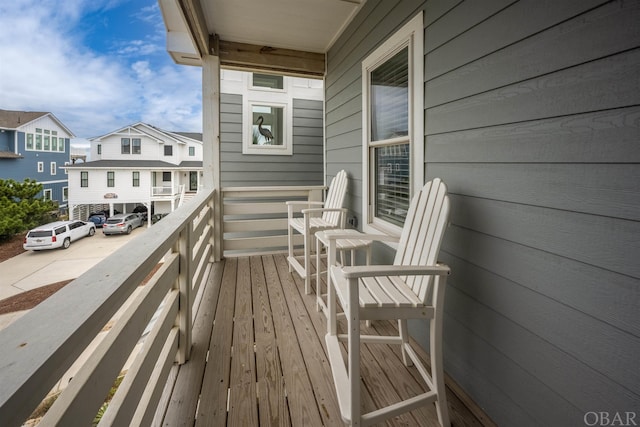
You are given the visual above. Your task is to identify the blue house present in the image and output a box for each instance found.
[0,109,74,212]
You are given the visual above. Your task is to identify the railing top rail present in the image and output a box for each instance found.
[222,185,326,192]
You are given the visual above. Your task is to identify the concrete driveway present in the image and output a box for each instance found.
[0,226,146,301]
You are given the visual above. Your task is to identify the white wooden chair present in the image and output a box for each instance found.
[325,178,451,427]
[287,170,348,293]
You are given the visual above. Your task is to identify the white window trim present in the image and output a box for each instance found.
[37,161,44,173]
[361,12,424,237]
[50,162,56,175]
[43,189,52,201]
[242,100,293,156]
[62,187,68,201]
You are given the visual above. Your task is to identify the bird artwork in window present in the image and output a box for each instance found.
[256,115,274,143]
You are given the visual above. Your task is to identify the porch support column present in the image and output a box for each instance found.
[203,51,222,261]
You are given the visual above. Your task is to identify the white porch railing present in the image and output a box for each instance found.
[0,185,330,426]
[222,185,325,256]
[0,188,216,426]
[151,185,183,198]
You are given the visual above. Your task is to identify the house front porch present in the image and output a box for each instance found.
[0,187,492,426]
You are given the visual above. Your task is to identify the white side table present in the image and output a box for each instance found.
[315,229,372,318]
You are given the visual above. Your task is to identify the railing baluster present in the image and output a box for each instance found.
[177,215,193,364]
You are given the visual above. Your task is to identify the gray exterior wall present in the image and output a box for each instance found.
[325,0,640,425]
[220,93,324,187]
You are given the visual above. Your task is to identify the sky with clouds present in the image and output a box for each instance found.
[0,0,202,145]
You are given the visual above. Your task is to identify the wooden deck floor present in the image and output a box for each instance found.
[155,254,492,426]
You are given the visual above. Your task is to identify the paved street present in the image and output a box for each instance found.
[0,226,145,301]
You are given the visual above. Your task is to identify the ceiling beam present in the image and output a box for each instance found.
[215,39,325,78]
[177,0,209,58]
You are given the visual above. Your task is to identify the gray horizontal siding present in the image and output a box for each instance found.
[220,93,324,187]
[326,0,640,425]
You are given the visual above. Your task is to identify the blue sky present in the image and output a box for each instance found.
[0,0,202,145]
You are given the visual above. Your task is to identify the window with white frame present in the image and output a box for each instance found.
[81,171,88,187]
[132,138,141,154]
[107,171,115,187]
[37,161,44,173]
[43,189,52,201]
[50,162,56,175]
[121,138,131,154]
[362,13,423,235]
[63,187,68,201]
[188,146,195,156]
[132,171,140,187]
[243,101,291,155]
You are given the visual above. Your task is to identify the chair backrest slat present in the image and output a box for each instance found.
[322,170,348,226]
[393,178,449,303]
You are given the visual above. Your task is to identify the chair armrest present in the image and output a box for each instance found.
[285,200,325,206]
[339,264,450,279]
[325,232,400,244]
[301,207,347,215]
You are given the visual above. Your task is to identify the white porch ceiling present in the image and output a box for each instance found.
[159,0,364,70]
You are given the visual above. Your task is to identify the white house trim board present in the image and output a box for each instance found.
[361,12,424,237]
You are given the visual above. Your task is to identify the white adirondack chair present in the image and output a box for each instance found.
[287,170,348,293]
[325,178,451,427]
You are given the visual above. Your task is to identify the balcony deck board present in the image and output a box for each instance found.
[158,254,490,426]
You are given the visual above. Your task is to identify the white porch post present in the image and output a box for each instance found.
[203,53,222,262]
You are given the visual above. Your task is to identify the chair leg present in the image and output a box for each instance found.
[304,230,311,294]
[398,319,412,367]
[287,224,293,273]
[347,278,361,426]
[431,279,450,427]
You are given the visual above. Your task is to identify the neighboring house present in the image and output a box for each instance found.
[0,109,74,212]
[64,123,203,222]
[160,1,640,426]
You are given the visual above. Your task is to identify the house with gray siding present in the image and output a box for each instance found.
[1,1,637,426]
[0,109,74,211]
[160,1,639,425]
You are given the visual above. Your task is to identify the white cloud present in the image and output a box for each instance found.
[0,0,202,140]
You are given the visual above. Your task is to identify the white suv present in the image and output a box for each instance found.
[23,220,96,251]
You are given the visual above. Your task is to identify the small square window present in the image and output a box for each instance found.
[164,145,173,156]
[243,102,292,155]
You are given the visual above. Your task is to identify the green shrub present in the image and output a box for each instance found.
[0,179,57,240]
